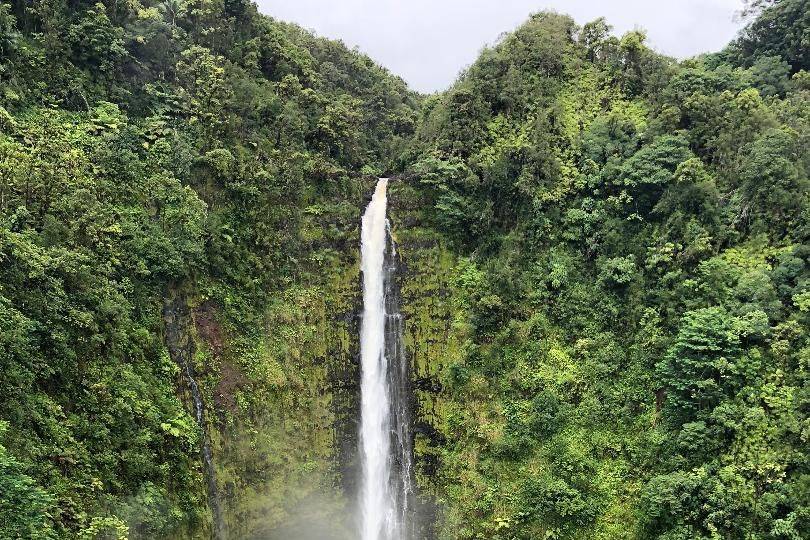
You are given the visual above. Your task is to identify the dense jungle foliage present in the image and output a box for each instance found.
[405,0,809,538]
[0,0,808,538]
[0,0,416,537]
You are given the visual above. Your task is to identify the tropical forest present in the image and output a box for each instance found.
[0,0,807,538]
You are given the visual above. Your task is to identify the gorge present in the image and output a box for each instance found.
[0,0,808,539]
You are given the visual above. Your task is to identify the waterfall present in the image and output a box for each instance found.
[359,178,414,540]
[162,295,226,540]
[183,360,226,540]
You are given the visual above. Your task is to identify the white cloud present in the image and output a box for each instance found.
[256,0,747,93]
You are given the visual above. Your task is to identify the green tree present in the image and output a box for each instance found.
[0,425,56,540]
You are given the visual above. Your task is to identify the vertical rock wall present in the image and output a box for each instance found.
[172,178,460,539]
[388,181,463,540]
[177,182,375,539]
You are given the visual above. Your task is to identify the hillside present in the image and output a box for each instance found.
[0,0,416,537]
[0,0,808,539]
[403,2,809,538]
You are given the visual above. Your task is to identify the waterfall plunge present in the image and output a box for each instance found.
[359,178,413,540]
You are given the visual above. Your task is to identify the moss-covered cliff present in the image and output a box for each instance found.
[186,181,378,538]
[387,180,464,539]
[175,177,464,538]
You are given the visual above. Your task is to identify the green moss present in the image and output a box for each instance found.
[178,190,366,538]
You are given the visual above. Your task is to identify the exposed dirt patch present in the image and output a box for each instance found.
[194,300,225,359]
[214,360,247,413]
[193,301,245,413]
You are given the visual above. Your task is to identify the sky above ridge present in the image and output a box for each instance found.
[256,0,747,94]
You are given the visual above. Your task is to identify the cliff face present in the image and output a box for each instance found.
[178,178,461,538]
[387,181,464,540]
[181,181,371,539]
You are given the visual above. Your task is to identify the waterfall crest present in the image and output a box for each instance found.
[359,178,414,540]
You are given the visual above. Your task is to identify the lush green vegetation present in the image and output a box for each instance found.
[0,0,807,538]
[405,1,809,538]
[0,0,414,537]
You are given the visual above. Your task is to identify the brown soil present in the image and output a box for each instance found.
[194,301,224,358]
[194,301,245,413]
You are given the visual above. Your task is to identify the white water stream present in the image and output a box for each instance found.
[359,178,412,540]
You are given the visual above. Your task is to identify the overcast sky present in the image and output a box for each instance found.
[255,0,746,94]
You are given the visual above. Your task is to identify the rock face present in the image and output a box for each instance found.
[382,199,417,540]
[163,290,226,540]
[387,180,462,540]
[177,177,458,539]
[177,181,370,539]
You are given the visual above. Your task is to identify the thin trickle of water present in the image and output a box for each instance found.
[163,297,226,540]
[183,363,226,540]
[359,179,414,540]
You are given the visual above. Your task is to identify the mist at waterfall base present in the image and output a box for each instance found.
[258,493,354,540]
[358,178,415,540]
